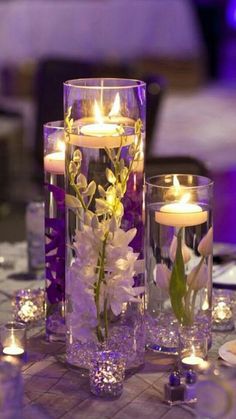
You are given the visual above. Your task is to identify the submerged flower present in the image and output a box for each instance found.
[67,224,143,340]
[187,263,209,291]
[198,227,213,257]
[169,235,191,264]
[153,264,171,291]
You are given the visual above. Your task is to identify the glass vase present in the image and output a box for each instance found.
[145,174,213,354]
[64,78,146,370]
[44,121,66,341]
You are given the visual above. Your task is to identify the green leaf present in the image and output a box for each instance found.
[169,230,189,324]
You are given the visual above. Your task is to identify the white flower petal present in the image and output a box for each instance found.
[187,263,209,290]
[169,235,191,264]
[198,227,213,257]
[153,264,171,291]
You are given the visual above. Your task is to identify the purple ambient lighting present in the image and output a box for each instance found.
[227,0,236,29]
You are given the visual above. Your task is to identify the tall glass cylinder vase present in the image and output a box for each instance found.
[44,121,66,341]
[145,174,213,354]
[64,78,146,370]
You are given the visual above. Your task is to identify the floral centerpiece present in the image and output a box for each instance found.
[146,174,213,353]
[64,79,146,369]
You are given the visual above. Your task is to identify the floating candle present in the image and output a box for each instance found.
[71,98,134,148]
[155,202,207,227]
[44,151,65,174]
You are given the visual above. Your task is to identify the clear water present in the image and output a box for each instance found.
[146,202,212,352]
[65,138,145,369]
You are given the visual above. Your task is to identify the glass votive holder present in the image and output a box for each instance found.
[212,289,234,332]
[89,350,125,398]
[0,360,23,418]
[179,327,208,370]
[26,200,45,276]
[12,288,45,325]
[1,322,26,357]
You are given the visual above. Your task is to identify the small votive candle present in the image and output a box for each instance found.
[1,322,26,357]
[12,288,45,324]
[212,290,234,332]
[0,361,23,418]
[89,350,125,398]
[179,327,207,370]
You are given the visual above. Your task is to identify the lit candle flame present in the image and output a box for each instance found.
[109,93,121,117]
[180,193,191,204]
[57,139,65,152]
[94,100,104,125]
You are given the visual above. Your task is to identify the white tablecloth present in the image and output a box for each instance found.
[0,0,203,68]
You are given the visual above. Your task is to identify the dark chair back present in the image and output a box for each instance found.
[146,156,209,179]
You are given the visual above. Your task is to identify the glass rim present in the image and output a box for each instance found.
[64,77,146,90]
[145,174,214,190]
[44,120,64,129]
[3,321,26,330]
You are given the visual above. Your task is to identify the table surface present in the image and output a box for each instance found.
[1,242,236,419]
[0,0,203,68]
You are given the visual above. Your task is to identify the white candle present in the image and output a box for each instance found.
[80,123,119,137]
[182,355,204,366]
[155,202,207,227]
[70,131,133,149]
[3,346,24,356]
[44,151,65,174]
[70,98,134,148]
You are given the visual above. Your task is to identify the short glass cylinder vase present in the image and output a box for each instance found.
[145,174,213,354]
[44,121,66,342]
[64,78,146,370]
[89,350,125,398]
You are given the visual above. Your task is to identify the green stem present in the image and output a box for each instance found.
[95,235,108,343]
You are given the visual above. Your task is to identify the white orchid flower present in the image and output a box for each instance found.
[198,227,213,257]
[68,225,142,337]
[187,263,209,291]
[153,263,171,291]
[169,235,191,264]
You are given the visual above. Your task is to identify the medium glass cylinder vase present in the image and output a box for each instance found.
[145,174,213,354]
[64,78,146,370]
[44,121,66,341]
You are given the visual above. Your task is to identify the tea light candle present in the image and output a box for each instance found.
[12,288,45,324]
[155,176,207,227]
[182,354,204,366]
[71,98,134,149]
[80,123,119,137]
[212,291,234,331]
[1,322,26,357]
[89,350,125,398]
[214,301,231,321]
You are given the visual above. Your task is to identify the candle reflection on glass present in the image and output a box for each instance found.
[1,322,26,357]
